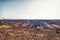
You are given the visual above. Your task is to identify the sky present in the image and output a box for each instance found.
[0,0,60,19]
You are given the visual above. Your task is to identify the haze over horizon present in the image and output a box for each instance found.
[0,0,60,19]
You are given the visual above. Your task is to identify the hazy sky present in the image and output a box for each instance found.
[0,0,60,19]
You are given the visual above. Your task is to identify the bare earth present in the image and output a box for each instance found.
[0,28,60,40]
[0,20,60,40]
